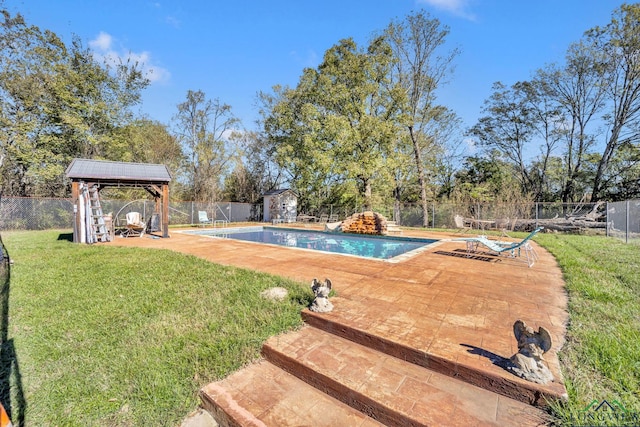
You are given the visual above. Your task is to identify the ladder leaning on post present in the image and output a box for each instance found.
[86,184,110,243]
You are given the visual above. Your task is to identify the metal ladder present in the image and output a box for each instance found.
[88,185,110,242]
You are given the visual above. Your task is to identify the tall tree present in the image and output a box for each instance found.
[264,37,403,209]
[222,128,282,204]
[0,9,148,196]
[248,95,287,196]
[222,162,261,203]
[598,142,640,200]
[116,118,185,195]
[452,152,531,218]
[429,112,465,200]
[534,40,607,202]
[468,82,537,194]
[587,3,640,200]
[384,11,459,226]
[174,90,240,202]
[260,83,333,210]
[513,80,561,201]
[122,119,183,168]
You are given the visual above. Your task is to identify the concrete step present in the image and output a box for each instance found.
[261,326,549,427]
[199,358,384,427]
[301,298,567,407]
[385,221,403,234]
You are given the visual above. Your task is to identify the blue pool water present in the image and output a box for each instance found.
[183,226,438,260]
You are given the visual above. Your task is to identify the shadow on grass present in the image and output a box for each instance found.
[0,233,26,426]
[284,283,315,308]
[57,232,73,242]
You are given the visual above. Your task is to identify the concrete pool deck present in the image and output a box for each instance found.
[110,225,568,426]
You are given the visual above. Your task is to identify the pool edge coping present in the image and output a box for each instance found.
[177,225,441,263]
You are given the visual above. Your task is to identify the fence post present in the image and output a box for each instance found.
[432,202,435,228]
[626,200,630,244]
[535,202,539,228]
[606,202,610,237]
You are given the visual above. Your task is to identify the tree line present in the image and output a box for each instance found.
[469,4,640,204]
[1,4,638,225]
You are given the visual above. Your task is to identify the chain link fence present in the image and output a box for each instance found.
[0,197,73,231]
[299,200,636,241]
[607,200,640,243]
[306,201,604,226]
[0,196,637,241]
[0,197,256,231]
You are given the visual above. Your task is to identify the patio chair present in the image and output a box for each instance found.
[122,212,146,237]
[147,213,161,233]
[454,227,544,267]
[498,217,518,238]
[198,211,212,227]
[328,213,339,222]
[317,214,329,223]
[493,217,510,231]
[454,214,472,233]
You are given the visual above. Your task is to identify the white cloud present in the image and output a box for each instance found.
[416,0,476,20]
[89,31,113,51]
[463,136,477,154]
[88,31,171,84]
[165,15,181,28]
[222,128,244,140]
[147,2,180,28]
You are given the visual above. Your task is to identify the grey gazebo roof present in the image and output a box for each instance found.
[65,158,171,184]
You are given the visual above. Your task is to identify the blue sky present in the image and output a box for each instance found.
[6,0,625,133]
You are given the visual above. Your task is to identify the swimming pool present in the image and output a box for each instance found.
[182,226,438,261]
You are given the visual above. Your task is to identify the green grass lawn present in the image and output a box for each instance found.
[535,233,640,425]
[0,230,312,426]
[0,229,638,426]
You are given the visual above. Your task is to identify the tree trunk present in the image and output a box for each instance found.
[409,126,429,227]
[363,177,372,210]
[392,178,402,224]
[591,124,622,201]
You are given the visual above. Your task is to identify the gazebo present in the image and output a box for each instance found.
[66,158,171,242]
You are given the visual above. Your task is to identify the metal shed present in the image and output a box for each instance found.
[65,158,171,242]
[263,189,297,223]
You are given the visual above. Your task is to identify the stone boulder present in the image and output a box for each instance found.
[340,211,389,235]
[260,287,289,302]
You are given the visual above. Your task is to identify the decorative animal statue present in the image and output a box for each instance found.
[309,278,333,313]
[507,320,554,384]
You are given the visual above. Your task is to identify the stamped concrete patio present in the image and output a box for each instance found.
[111,225,568,426]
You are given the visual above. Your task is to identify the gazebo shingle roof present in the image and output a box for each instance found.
[65,158,171,182]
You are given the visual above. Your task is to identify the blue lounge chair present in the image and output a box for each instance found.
[455,227,544,267]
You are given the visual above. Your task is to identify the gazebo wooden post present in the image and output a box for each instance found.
[162,183,169,238]
[71,180,80,243]
[153,191,162,231]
